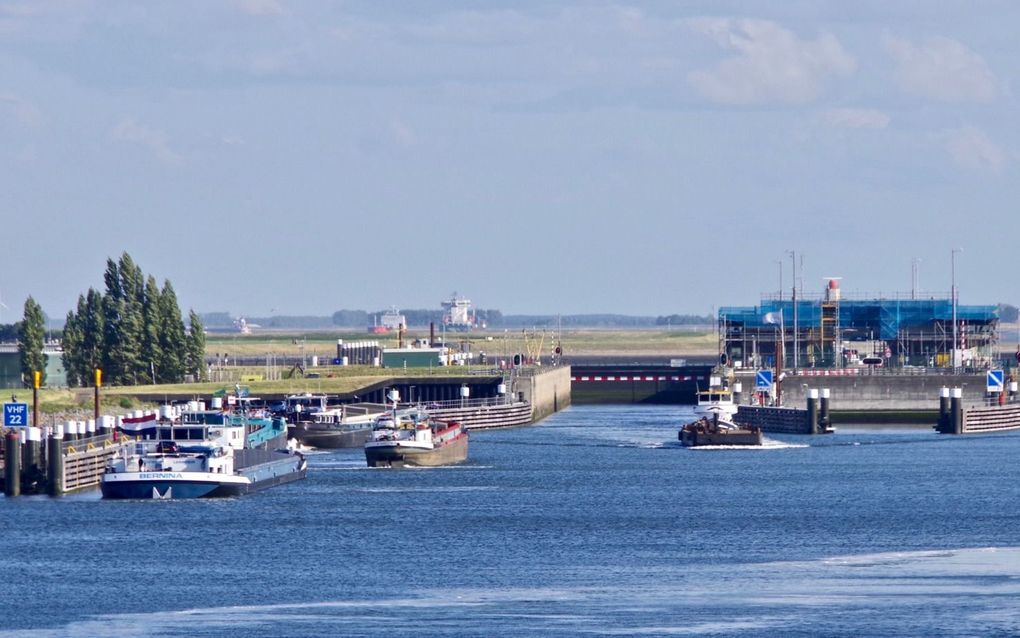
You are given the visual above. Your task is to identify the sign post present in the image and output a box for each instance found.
[987,369,1005,393]
[3,402,29,427]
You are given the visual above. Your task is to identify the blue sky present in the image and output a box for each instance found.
[1,1,1018,319]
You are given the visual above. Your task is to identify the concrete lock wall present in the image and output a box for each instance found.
[519,366,572,423]
[772,374,991,410]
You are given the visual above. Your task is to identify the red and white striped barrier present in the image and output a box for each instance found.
[795,369,861,377]
[571,375,706,382]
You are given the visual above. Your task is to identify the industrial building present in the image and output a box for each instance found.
[0,345,67,388]
[718,280,999,370]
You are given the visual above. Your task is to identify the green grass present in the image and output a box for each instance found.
[4,388,149,415]
[101,365,495,399]
[205,328,718,358]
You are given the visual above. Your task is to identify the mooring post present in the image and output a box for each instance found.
[938,387,950,432]
[46,426,65,497]
[94,368,102,421]
[807,388,820,434]
[32,371,40,432]
[23,426,41,484]
[733,382,742,407]
[950,387,963,435]
[820,388,831,430]
[4,430,21,497]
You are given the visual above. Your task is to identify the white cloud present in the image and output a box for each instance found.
[820,108,890,129]
[0,92,43,127]
[230,0,287,17]
[943,125,1006,175]
[687,18,855,105]
[883,35,998,103]
[112,119,182,165]
[389,120,417,147]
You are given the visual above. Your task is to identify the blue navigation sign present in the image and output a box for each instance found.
[3,402,29,427]
[755,370,774,390]
[987,369,1005,393]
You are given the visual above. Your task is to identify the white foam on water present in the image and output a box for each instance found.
[685,438,809,451]
[595,618,788,635]
[725,547,1020,611]
[354,485,497,493]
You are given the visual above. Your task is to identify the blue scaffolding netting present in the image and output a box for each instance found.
[720,299,998,341]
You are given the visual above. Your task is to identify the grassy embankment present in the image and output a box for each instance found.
[19,329,714,413]
[203,328,717,358]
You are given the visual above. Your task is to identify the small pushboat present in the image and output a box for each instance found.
[679,414,763,447]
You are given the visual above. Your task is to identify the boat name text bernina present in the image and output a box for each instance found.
[138,472,184,479]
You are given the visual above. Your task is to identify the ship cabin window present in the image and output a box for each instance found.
[158,427,207,441]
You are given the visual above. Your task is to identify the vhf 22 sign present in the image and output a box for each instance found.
[3,402,29,427]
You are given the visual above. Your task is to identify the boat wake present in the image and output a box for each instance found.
[685,439,809,451]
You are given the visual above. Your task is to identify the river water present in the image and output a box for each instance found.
[3,404,1020,637]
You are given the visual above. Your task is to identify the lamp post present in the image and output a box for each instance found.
[788,250,798,370]
[952,248,963,371]
[911,257,921,299]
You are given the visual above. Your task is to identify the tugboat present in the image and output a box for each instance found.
[101,396,307,499]
[679,413,763,447]
[364,408,468,467]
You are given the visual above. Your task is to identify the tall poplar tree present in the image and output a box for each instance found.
[157,281,187,383]
[61,301,84,387]
[101,258,124,383]
[116,253,144,384]
[18,296,46,386]
[140,276,161,383]
[80,288,105,385]
[186,310,207,382]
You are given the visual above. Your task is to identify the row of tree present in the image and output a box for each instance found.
[61,253,206,387]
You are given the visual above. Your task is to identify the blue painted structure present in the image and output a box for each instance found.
[720,295,999,369]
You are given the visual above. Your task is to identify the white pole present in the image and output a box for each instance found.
[952,248,963,370]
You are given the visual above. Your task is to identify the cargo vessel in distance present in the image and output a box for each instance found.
[364,409,468,467]
[679,414,763,447]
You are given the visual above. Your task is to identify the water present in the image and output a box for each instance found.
[3,404,1020,637]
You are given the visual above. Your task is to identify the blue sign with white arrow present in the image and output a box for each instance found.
[755,370,774,390]
[987,369,1005,392]
[3,402,28,427]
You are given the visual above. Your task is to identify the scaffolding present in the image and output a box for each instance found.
[719,292,998,370]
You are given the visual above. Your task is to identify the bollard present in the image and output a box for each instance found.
[22,427,41,487]
[936,387,951,433]
[4,431,21,497]
[46,429,65,497]
[820,388,831,430]
[950,388,963,435]
[733,382,743,407]
[807,389,820,434]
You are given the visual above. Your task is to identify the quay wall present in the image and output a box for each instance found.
[763,374,995,410]
[518,366,571,423]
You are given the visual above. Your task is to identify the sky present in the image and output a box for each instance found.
[1,1,1019,320]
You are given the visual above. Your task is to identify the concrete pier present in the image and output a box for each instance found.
[935,386,1020,434]
[735,388,835,435]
